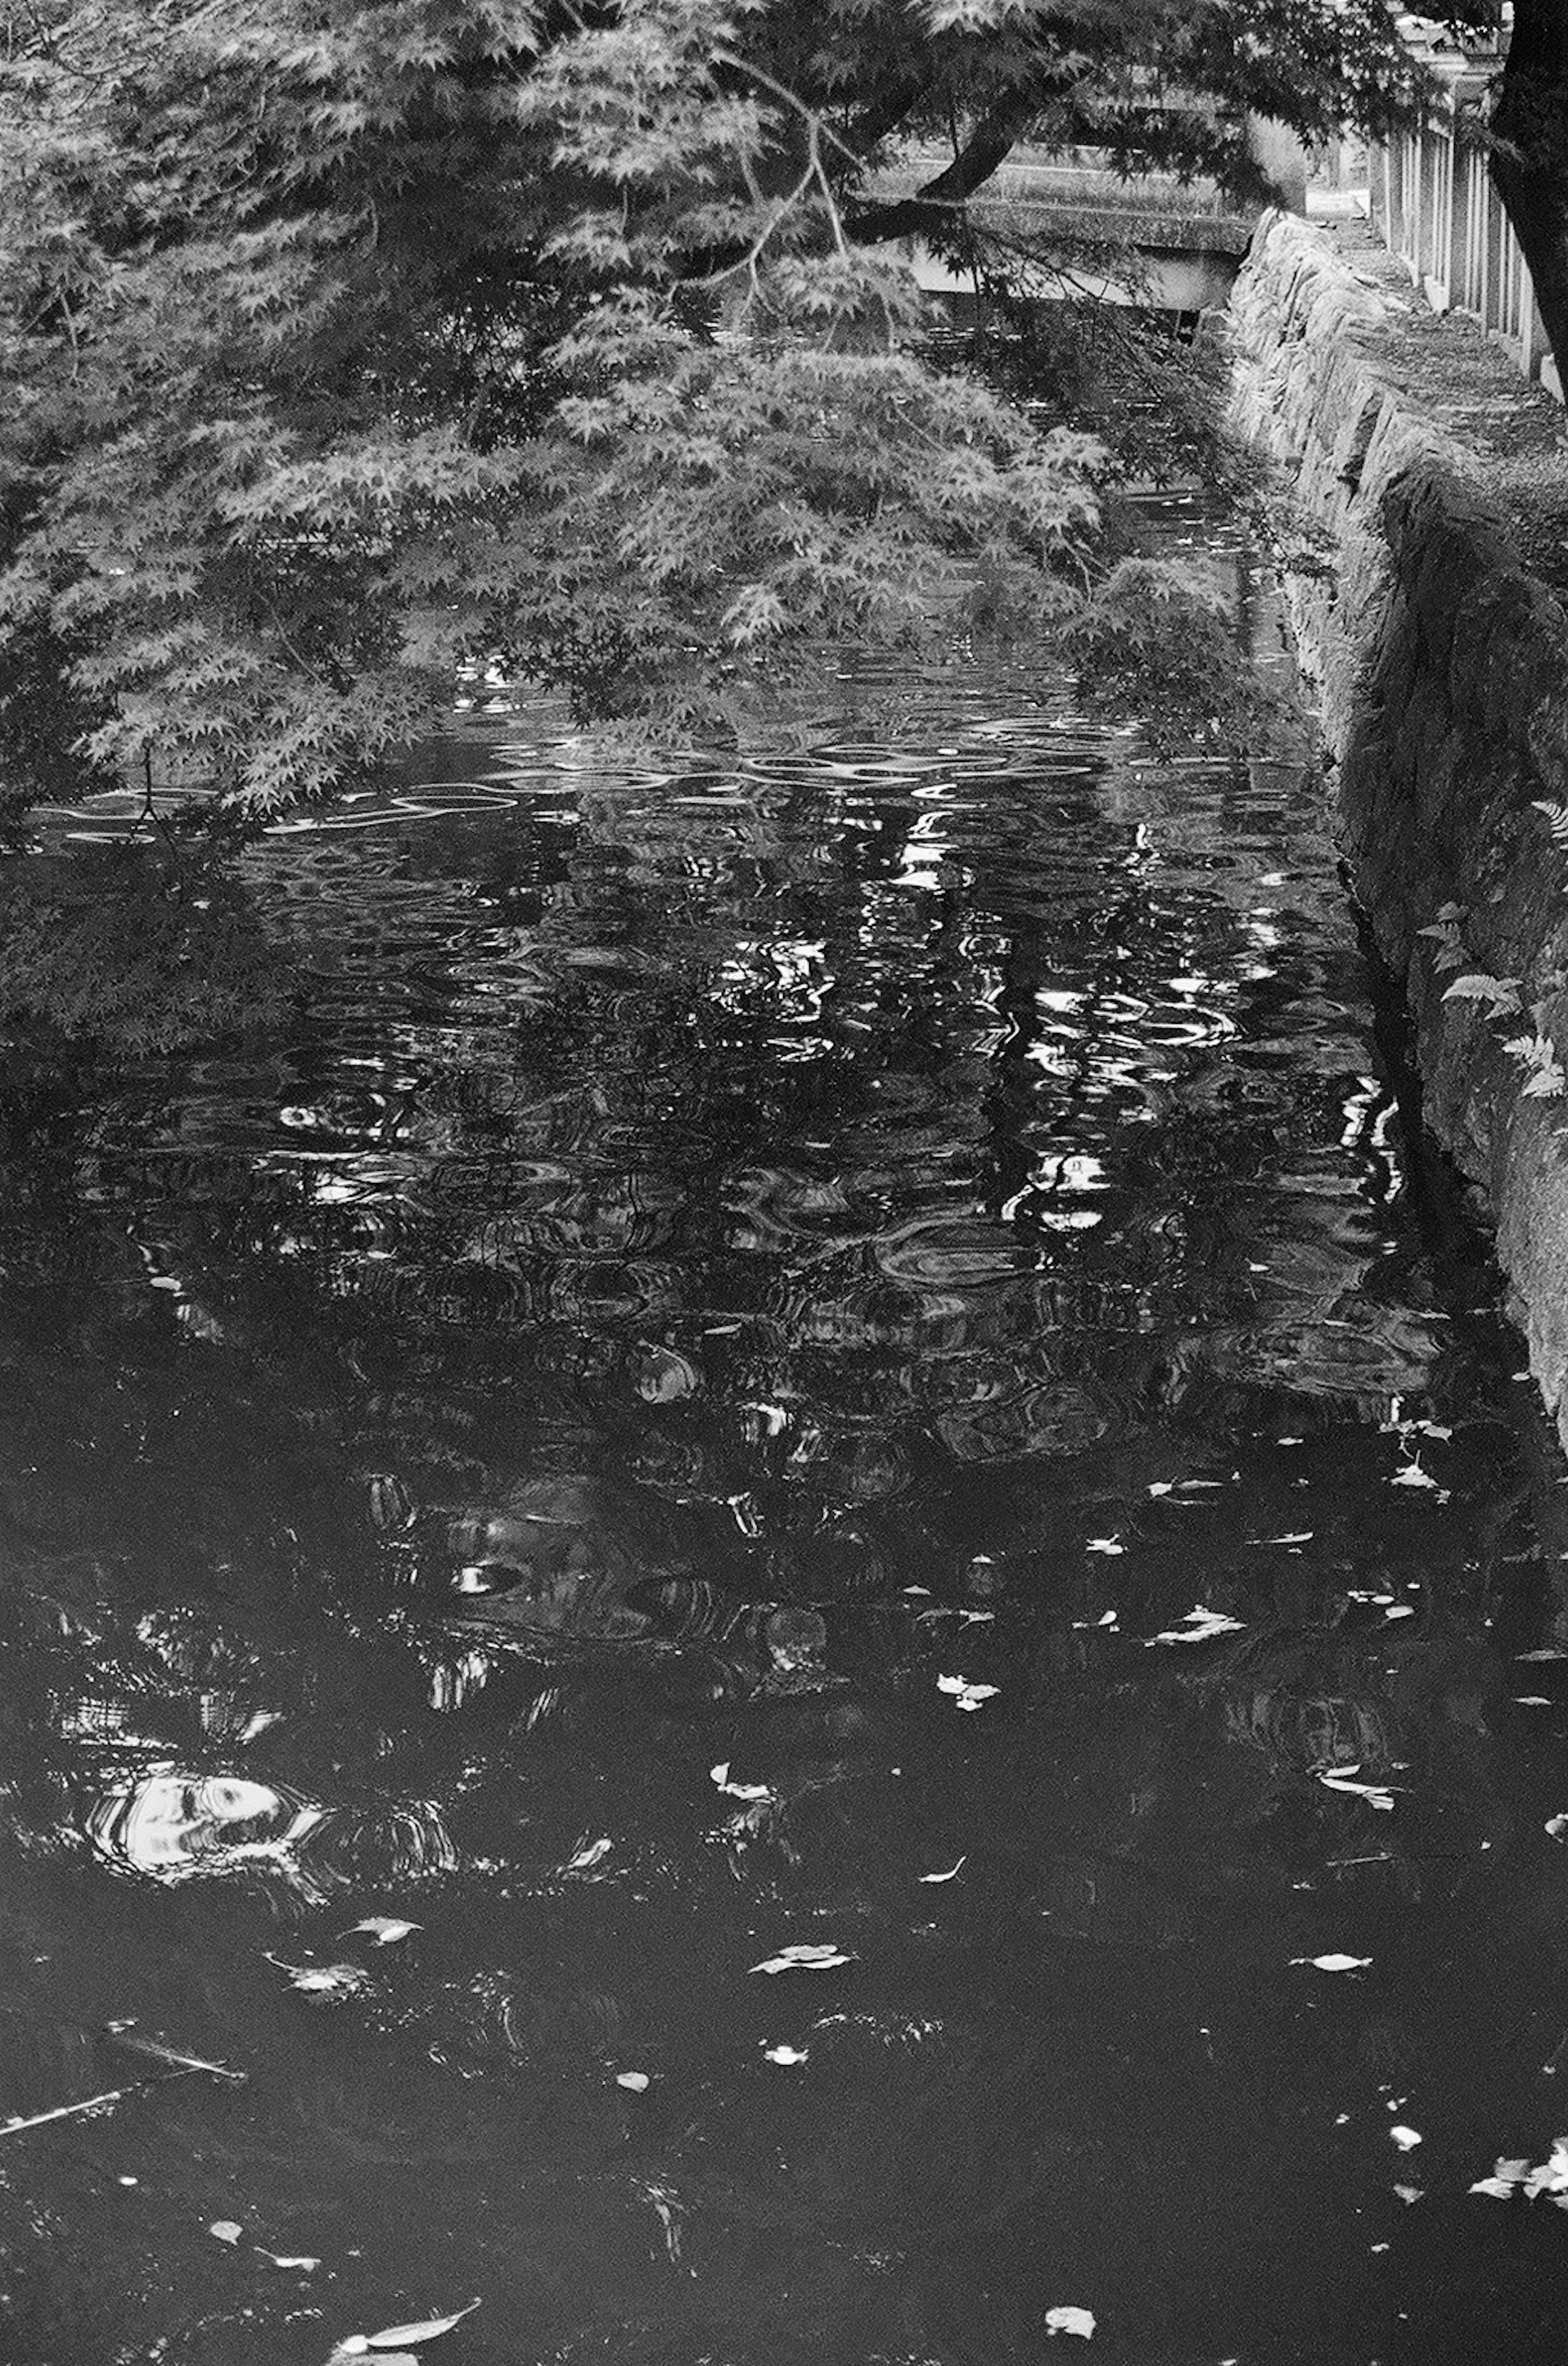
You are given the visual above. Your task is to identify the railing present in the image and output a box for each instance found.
[1365,41,1562,402]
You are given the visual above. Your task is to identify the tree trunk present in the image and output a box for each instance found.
[1489,0,1568,381]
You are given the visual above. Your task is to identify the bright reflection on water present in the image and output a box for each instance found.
[4,501,1568,2364]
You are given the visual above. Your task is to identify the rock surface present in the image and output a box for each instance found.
[1229,212,1568,1435]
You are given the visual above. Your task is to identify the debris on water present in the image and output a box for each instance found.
[209,2220,243,2244]
[1315,1766,1397,1811]
[1470,2142,1568,2203]
[615,2071,650,2092]
[1546,1816,1568,1842]
[711,1763,772,1802]
[564,1837,613,1873]
[1045,2304,1096,2337]
[749,1943,854,1975]
[328,2295,482,2356]
[261,2250,322,2269]
[1146,1606,1244,1647]
[1390,2125,1422,2151]
[936,1674,998,1712]
[1290,1954,1372,1972]
[1393,2185,1423,2204]
[343,1918,420,1947]
[103,2025,248,2081]
[1085,1537,1124,1555]
[267,1956,371,1998]
[918,1857,967,1884]
[763,2044,808,2064]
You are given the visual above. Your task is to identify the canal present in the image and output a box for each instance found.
[2,497,1567,2364]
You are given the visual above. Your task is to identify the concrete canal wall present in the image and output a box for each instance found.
[1228,212,1568,1432]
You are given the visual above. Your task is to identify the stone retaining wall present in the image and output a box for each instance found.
[1228,213,1568,1427]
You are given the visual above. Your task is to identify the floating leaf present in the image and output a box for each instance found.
[344,1918,419,1948]
[1546,1816,1568,1842]
[936,1675,999,1713]
[1515,1696,1553,1707]
[1523,2140,1568,2199]
[331,2297,483,2355]
[1045,2304,1096,2338]
[615,2072,650,2093]
[262,2250,321,2270]
[918,1856,968,1884]
[1316,1767,1397,1812]
[1393,2185,1423,2205]
[710,1763,772,1802]
[209,2220,243,2245]
[762,2044,808,2064]
[1390,1461,1438,1490]
[1146,1606,1244,1647]
[1390,2125,1422,2151]
[564,1837,613,1872]
[1085,1537,1124,1555]
[1290,1954,1371,1972]
[749,1943,854,1975]
[268,1957,370,1999]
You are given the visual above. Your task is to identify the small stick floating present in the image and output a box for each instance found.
[103,2025,248,2083]
[0,2069,196,2138]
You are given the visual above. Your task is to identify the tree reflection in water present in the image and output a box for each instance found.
[0,504,1561,2365]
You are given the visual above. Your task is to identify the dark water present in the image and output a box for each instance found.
[4,502,1568,2366]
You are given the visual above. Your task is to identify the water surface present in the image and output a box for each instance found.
[3,502,1568,2365]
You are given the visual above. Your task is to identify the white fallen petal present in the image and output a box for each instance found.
[763,2045,808,2064]
[261,2251,321,2270]
[1470,2176,1520,2200]
[918,1857,967,1885]
[1290,1954,1372,1972]
[1085,1538,1124,1555]
[343,1917,419,1947]
[1546,1816,1568,1842]
[1390,2126,1422,2151]
[710,1764,773,1803]
[1393,2185,1423,2205]
[1045,2304,1096,2338]
[1390,1463,1439,1489]
[615,2072,650,2092]
[1515,1697,1553,1707]
[209,2220,243,2245]
[1383,1605,1417,1621]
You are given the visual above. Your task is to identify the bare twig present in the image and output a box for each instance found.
[0,2067,197,2139]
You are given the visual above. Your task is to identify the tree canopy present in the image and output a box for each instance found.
[0,0,1512,823]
